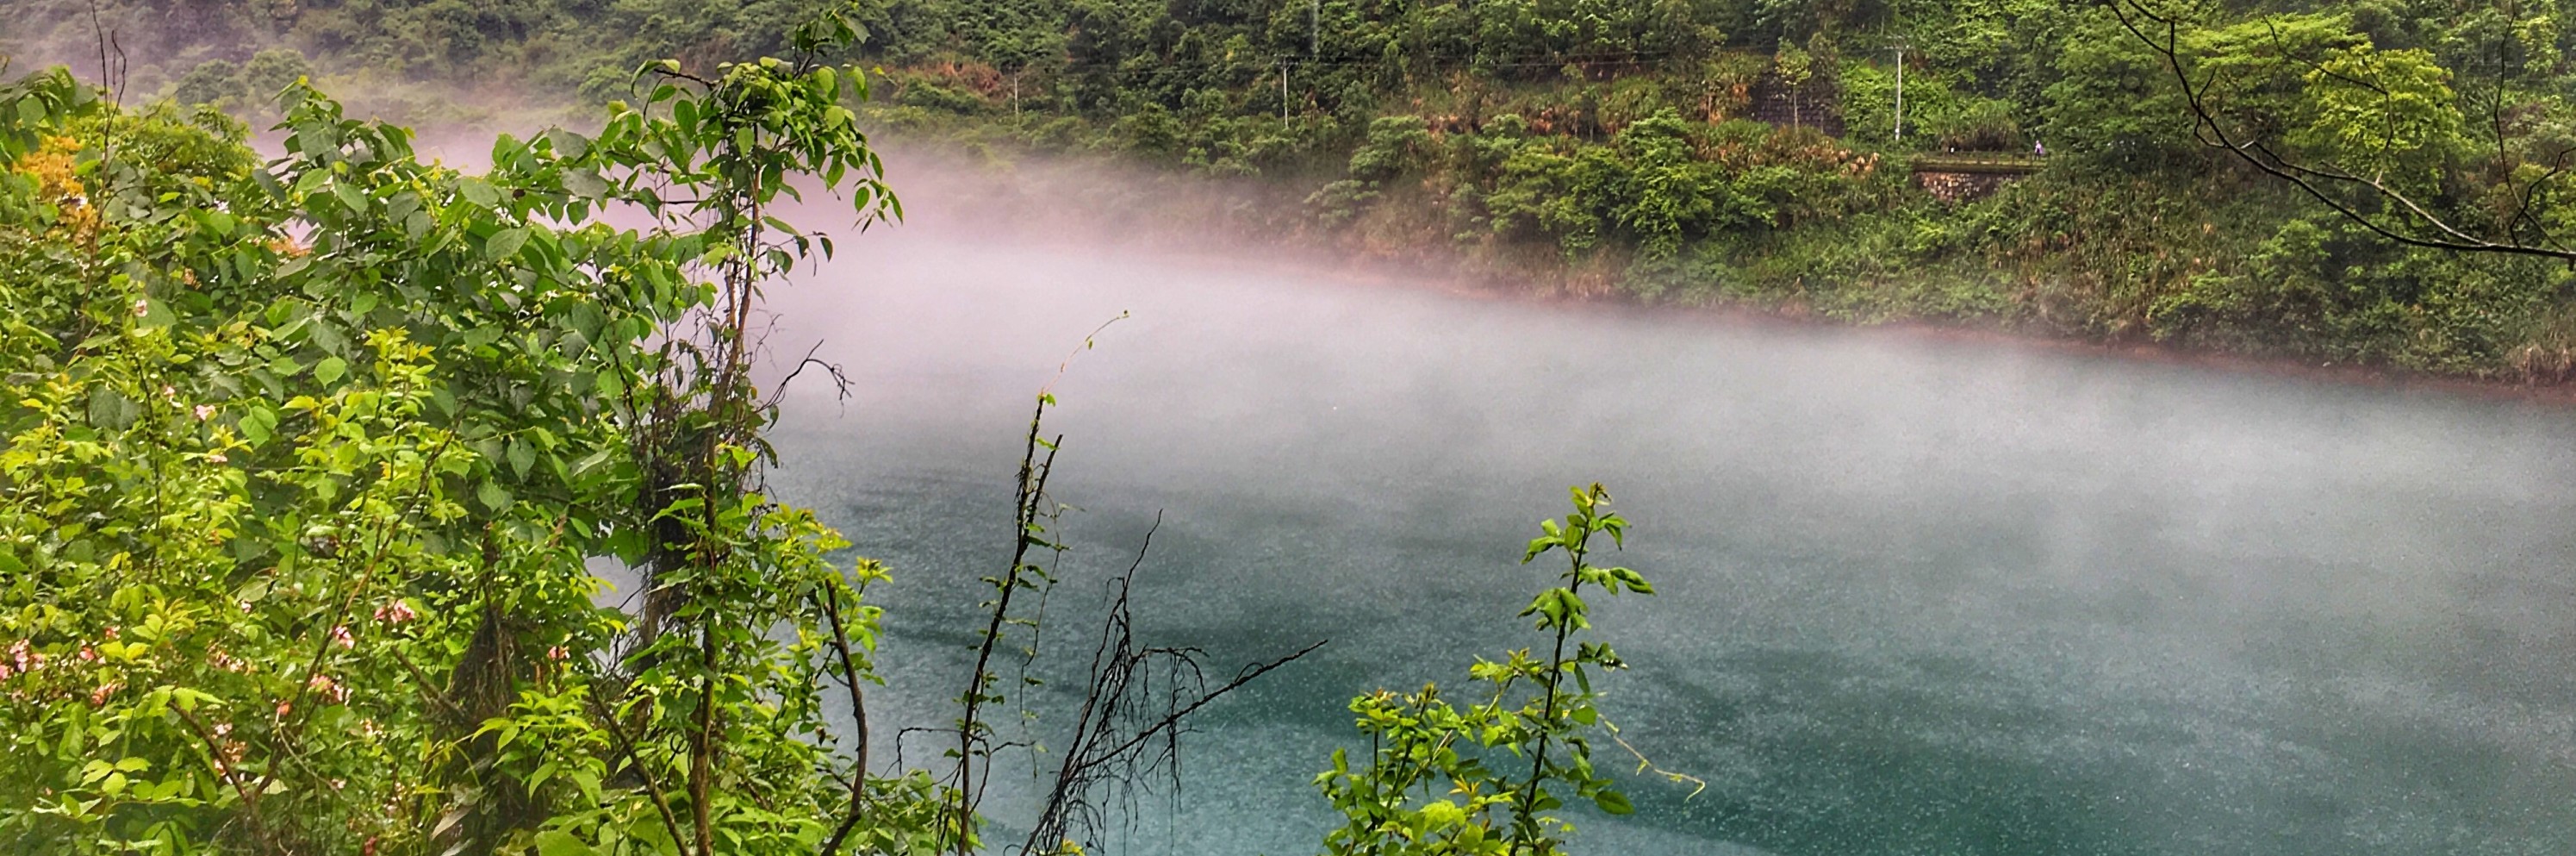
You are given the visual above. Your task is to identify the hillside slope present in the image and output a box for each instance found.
[15,0,2576,381]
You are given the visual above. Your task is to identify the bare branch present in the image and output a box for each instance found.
[1018,512,1325,854]
[767,340,851,408]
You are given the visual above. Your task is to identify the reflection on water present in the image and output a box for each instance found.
[758,167,2576,856]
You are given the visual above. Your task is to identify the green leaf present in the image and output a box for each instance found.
[237,406,278,445]
[331,182,368,214]
[507,439,536,478]
[477,479,513,511]
[1609,566,1654,595]
[1593,789,1634,815]
[487,227,530,261]
[313,356,347,385]
[457,177,500,208]
[533,830,597,856]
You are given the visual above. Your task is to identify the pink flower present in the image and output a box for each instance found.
[307,673,346,703]
[131,298,148,317]
[546,646,568,661]
[329,626,354,649]
[206,451,227,464]
[193,404,215,421]
[372,601,417,624]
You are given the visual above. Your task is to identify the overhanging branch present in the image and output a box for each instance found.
[2106,0,2576,263]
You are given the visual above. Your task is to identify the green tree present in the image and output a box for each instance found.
[240,48,317,103]
[0,7,941,852]
[2293,44,2462,184]
[169,59,246,107]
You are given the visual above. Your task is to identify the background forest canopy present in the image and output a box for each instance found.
[13,0,2576,382]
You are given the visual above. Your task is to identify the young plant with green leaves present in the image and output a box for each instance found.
[1316,484,1693,856]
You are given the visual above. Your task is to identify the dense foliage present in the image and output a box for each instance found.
[0,24,1684,852]
[0,35,958,853]
[14,0,2576,377]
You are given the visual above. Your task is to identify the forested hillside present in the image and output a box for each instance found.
[11,0,2576,379]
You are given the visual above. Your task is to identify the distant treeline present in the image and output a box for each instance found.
[17,0,2576,379]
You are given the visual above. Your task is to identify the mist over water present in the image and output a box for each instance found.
[757,154,2576,856]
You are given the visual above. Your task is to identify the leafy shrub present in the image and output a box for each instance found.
[1929,98,2023,153]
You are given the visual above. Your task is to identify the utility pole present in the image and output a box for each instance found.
[1281,59,1290,127]
[1893,43,1905,141]
[1890,0,1906,142]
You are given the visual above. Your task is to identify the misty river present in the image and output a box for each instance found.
[754,159,2576,856]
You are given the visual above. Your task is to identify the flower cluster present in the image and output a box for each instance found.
[0,640,37,681]
[372,600,417,624]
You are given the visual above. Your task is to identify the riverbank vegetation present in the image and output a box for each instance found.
[10,1,2576,379]
[848,0,2576,381]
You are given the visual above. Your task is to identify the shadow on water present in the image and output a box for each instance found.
[752,153,2576,856]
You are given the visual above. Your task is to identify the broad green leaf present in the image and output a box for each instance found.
[457,177,500,208]
[313,356,347,384]
[477,479,513,511]
[332,182,369,214]
[236,405,278,445]
[507,438,536,478]
[487,227,530,261]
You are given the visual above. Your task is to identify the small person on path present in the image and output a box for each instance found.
[2034,139,2047,157]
